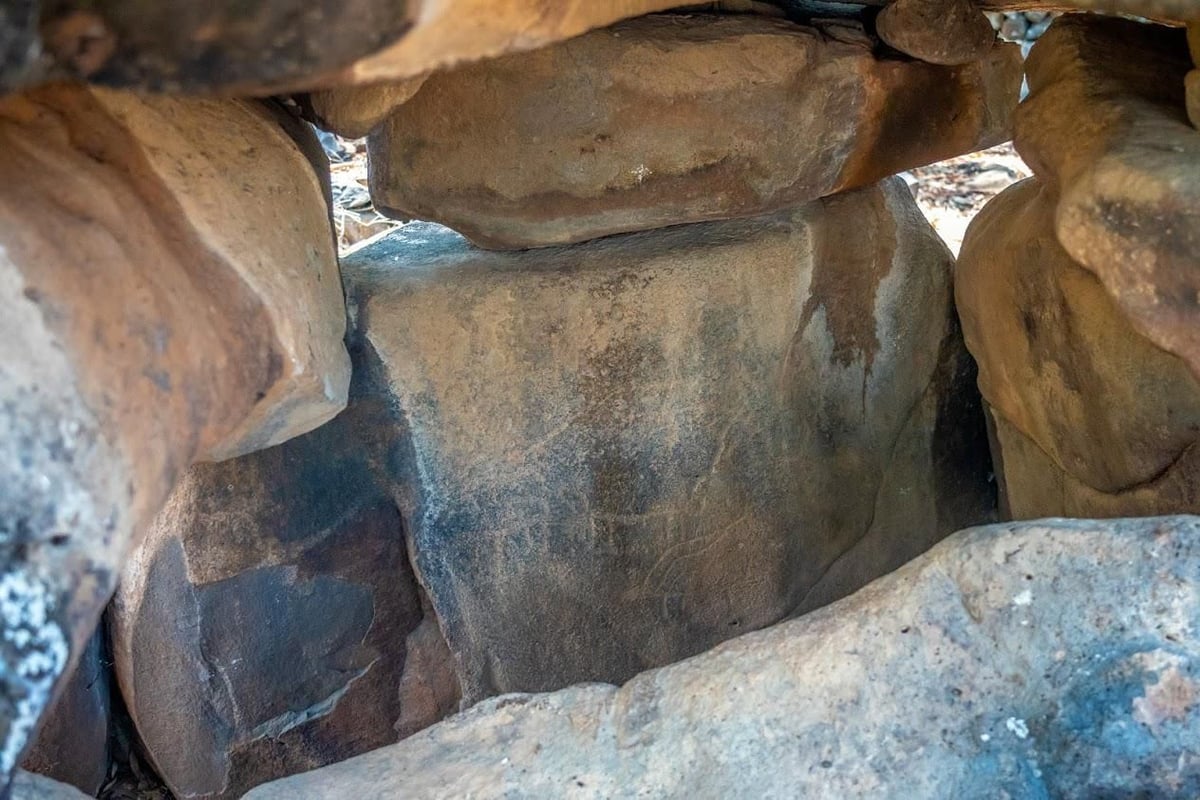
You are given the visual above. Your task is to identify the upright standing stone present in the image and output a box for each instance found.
[344,178,995,703]
[110,367,459,800]
[369,14,1022,248]
[957,179,1200,519]
[245,516,1200,800]
[0,86,348,786]
[1016,16,1200,380]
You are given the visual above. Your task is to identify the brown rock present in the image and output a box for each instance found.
[328,0,688,86]
[876,0,996,66]
[343,178,995,704]
[307,76,427,139]
[1015,16,1200,381]
[30,0,413,94]
[370,14,1021,248]
[1189,23,1200,129]
[245,516,1200,799]
[958,179,1200,519]
[979,0,1197,23]
[20,630,109,795]
[110,371,459,800]
[0,86,346,782]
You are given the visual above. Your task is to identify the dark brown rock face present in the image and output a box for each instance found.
[246,516,1200,800]
[343,178,995,704]
[369,13,1021,248]
[20,630,109,795]
[110,371,460,800]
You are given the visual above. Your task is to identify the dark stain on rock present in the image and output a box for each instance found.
[800,185,894,376]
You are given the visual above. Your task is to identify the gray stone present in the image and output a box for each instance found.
[246,516,1200,800]
[20,630,109,795]
[343,177,994,705]
[10,770,90,800]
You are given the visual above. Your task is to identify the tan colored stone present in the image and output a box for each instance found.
[877,0,996,66]
[0,86,346,778]
[245,517,1200,799]
[331,0,689,86]
[958,178,1200,519]
[343,178,995,703]
[308,75,428,139]
[1015,16,1200,381]
[370,14,1021,248]
[1187,70,1200,130]
[112,381,458,799]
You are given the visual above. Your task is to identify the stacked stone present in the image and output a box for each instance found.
[956,14,1200,520]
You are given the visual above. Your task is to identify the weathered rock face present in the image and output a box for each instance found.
[25,0,413,94]
[344,177,995,704]
[957,178,1200,519]
[306,76,428,139]
[369,13,1021,249]
[323,0,688,87]
[110,370,459,800]
[246,516,1200,800]
[876,0,996,66]
[0,86,347,783]
[20,630,109,795]
[1015,15,1200,381]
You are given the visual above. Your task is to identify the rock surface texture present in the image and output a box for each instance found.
[343,178,994,704]
[876,0,996,65]
[247,516,1200,799]
[0,86,347,782]
[369,14,1022,248]
[19,630,109,795]
[958,179,1200,519]
[1015,16,1200,381]
[9,770,90,800]
[111,371,459,800]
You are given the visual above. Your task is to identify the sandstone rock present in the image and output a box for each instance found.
[29,0,412,94]
[957,178,1200,519]
[307,76,427,139]
[327,0,688,86]
[0,86,347,783]
[111,371,459,800]
[1015,16,1200,380]
[979,0,1197,23]
[9,770,90,800]
[20,630,109,795]
[343,178,995,704]
[247,516,1200,799]
[876,0,996,66]
[370,14,1021,248]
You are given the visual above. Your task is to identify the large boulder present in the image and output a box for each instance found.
[9,770,90,800]
[20,630,109,795]
[246,516,1200,799]
[369,14,1021,248]
[343,177,995,704]
[957,178,1200,519]
[0,86,347,785]
[1015,15,1200,381]
[110,370,459,800]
